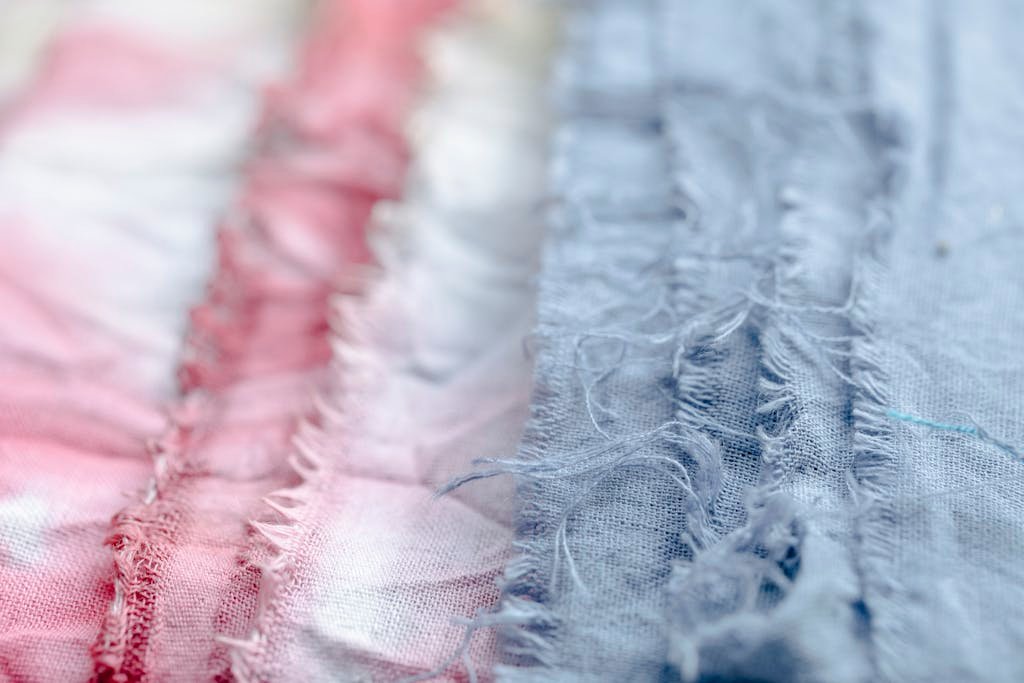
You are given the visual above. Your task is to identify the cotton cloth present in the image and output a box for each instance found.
[485,3,692,679]
[487,1,1024,682]
[852,2,1024,680]
[0,2,298,680]
[227,2,557,680]
[2,1,1024,681]
[90,1,449,680]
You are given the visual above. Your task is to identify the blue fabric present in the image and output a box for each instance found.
[477,0,1024,681]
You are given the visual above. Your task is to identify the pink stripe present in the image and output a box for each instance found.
[93,1,454,679]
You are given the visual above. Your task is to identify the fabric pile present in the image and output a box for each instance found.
[1,1,1023,682]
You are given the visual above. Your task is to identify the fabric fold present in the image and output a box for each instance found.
[0,3,299,680]
[226,2,558,680]
[90,1,451,680]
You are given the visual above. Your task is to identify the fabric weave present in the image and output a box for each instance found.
[0,3,299,680]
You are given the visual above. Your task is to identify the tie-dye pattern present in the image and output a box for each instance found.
[0,2,299,680]
[226,2,556,680]
[91,1,452,680]
[3,1,1024,681]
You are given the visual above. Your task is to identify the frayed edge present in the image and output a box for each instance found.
[845,209,901,680]
[666,490,803,681]
[661,19,891,676]
[224,422,328,682]
[448,3,714,674]
[443,421,724,667]
[224,277,383,682]
[663,195,796,683]
[92,319,224,679]
[225,2,533,679]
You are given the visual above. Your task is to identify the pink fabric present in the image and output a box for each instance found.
[226,4,557,680]
[0,2,551,681]
[0,6,292,680]
[89,1,453,681]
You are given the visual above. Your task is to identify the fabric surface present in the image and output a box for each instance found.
[854,2,1024,680]
[482,3,691,679]
[91,1,451,680]
[0,2,300,680]
[2,0,1024,681]
[476,1,1024,682]
[227,2,558,680]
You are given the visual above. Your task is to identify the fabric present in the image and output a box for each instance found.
[3,0,1024,681]
[0,2,299,680]
[92,1,452,680]
[227,2,558,680]
[483,3,690,679]
[479,1,1024,682]
[854,1,1024,680]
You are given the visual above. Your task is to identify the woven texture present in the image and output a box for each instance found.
[486,1,1024,681]
[0,2,298,680]
[3,1,1024,681]
[229,3,557,680]
[91,1,446,680]
[855,2,1024,680]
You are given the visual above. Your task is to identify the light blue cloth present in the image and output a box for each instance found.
[479,1,1024,680]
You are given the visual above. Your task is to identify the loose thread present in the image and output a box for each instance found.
[886,409,978,435]
[886,408,1022,461]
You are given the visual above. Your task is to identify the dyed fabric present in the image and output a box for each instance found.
[480,1,1024,682]
[2,0,1024,681]
[853,2,1024,679]
[93,1,451,680]
[0,3,298,680]
[480,3,691,679]
[227,3,557,680]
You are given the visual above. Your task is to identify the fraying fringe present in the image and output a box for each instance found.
[661,4,891,674]
[226,419,327,682]
[667,491,803,681]
[91,226,271,680]
[445,2,746,673]
[843,207,900,680]
[231,1,559,679]
[226,275,367,682]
